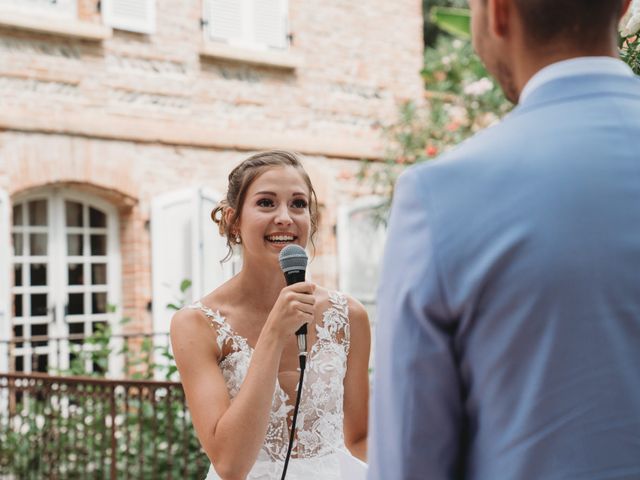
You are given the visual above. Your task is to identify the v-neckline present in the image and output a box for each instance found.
[195,301,319,401]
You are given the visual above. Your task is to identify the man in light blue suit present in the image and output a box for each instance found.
[369,0,640,478]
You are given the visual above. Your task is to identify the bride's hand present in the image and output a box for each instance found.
[265,282,316,341]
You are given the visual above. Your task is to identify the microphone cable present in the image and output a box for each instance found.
[280,353,307,480]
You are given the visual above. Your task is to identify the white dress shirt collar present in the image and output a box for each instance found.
[519,57,635,104]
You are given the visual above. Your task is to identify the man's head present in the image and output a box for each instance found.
[469,0,631,102]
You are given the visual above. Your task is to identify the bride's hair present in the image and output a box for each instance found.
[212,150,320,262]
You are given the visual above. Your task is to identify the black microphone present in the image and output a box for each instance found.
[278,244,309,368]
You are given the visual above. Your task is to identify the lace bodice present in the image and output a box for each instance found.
[187,291,350,465]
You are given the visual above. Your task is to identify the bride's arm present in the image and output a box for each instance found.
[343,297,371,462]
[170,283,315,480]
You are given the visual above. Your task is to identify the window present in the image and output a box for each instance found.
[9,189,120,375]
[0,0,77,18]
[203,0,289,51]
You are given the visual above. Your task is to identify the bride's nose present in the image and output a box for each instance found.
[274,204,293,225]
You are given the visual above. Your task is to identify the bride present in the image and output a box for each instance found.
[171,150,370,479]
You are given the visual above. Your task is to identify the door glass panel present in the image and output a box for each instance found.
[91,264,107,285]
[66,201,83,227]
[13,325,23,347]
[67,234,83,255]
[68,322,84,336]
[14,264,22,286]
[13,204,23,226]
[89,207,106,228]
[30,293,47,316]
[14,294,22,317]
[13,233,23,256]
[90,235,107,255]
[67,293,84,315]
[31,324,48,347]
[30,263,47,286]
[28,200,48,226]
[68,263,84,285]
[30,233,48,255]
[92,292,107,314]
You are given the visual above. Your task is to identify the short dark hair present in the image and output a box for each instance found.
[513,0,625,47]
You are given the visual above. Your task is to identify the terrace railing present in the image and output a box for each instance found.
[0,372,209,479]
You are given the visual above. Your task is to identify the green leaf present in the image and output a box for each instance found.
[430,6,471,39]
[179,279,192,294]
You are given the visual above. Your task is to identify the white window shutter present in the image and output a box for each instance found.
[0,189,10,373]
[151,188,232,374]
[251,0,287,49]
[0,0,76,18]
[102,0,155,34]
[205,0,244,44]
[337,196,387,304]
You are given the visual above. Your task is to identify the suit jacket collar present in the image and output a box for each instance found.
[516,72,640,112]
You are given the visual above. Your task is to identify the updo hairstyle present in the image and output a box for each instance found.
[212,150,320,262]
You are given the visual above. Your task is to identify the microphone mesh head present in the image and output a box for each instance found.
[278,244,308,273]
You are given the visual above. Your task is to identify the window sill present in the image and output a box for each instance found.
[0,8,112,41]
[199,42,302,71]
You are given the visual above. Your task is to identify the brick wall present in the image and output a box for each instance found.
[0,0,423,332]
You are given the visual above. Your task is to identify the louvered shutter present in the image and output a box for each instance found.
[151,188,232,377]
[102,0,155,34]
[0,189,10,373]
[251,0,287,49]
[337,197,387,317]
[205,0,244,44]
[0,0,76,18]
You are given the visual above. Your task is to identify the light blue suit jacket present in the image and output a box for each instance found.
[368,71,640,479]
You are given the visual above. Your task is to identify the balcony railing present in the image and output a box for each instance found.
[0,332,209,479]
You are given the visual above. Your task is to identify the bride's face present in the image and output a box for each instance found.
[237,166,311,265]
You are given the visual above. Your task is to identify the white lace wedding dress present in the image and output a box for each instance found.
[188,291,352,480]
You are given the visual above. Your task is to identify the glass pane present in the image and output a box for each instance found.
[92,292,107,314]
[66,201,83,227]
[30,233,48,256]
[14,294,22,317]
[68,263,84,285]
[90,235,107,256]
[31,294,47,316]
[89,207,106,228]
[68,293,84,315]
[92,321,107,333]
[67,234,83,256]
[30,263,47,286]
[12,204,23,226]
[68,322,84,336]
[13,326,24,349]
[31,323,48,337]
[15,356,24,372]
[36,354,48,372]
[13,233,23,256]
[31,324,48,347]
[91,264,107,285]
[14,264,22,286]
[28,200,47,226]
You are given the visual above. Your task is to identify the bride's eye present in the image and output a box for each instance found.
[257,198,274,207]
[291,199,308,209]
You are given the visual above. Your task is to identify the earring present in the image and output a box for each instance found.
[234,233,242,244]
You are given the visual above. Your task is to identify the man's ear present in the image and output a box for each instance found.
[489,0,511,38]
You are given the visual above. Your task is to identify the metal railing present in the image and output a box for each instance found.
[0,372,209,479]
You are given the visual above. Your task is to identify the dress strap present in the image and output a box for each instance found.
[185,302,249,353]
[322,291,351,349]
